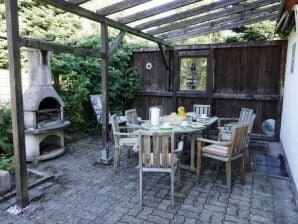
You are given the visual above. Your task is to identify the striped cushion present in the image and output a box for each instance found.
[202,144,228,157]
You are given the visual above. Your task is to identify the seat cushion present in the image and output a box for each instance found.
[119,137,138,147]
[202,144,228,157]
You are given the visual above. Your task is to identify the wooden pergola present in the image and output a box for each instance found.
[4,0,281,208]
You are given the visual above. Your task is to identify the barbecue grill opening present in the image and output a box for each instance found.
[40,135,63,155]
[37,97,63,128]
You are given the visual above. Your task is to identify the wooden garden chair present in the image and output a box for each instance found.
[111,115,139,174]
[139,130,180,207]
[218,113,256,169]
[197,123,249,193]
[217,107,253,128]
[193,104,211,116]
[125,109,145,129]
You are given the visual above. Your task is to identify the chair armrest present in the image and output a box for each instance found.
[174,141,184,153]
[113,132,138,137]
[127,124,143,129]
[217,118,239,127]
[197,138,232,146]
[118,126,138,130]
[111,111,122,116]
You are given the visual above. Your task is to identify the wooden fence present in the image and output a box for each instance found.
[128,41,287,139]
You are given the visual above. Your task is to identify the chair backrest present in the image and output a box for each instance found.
[239,108,253,123]
[149,106,163,120]
[139,131,174,168]
[229,123,249,157]
[125,109,139,126]
[111,115,120,145]
[90,94,102,123]
[248,113,256,134]
[193,104,211,116]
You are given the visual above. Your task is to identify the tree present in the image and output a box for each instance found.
[226,21,277,42]
[0,0,82,68]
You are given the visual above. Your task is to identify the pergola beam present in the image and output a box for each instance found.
[118,0,200,24]
[158,43,169,70]
[34,0,171,46]
[160,4,280,39]
[108,31,126,58]
[4,0,29,208]
[148,0,280,35]
[20,37,100,57]
[134,0,241,30]
[69,0,90,5]
[96,0,151,16]
[167,12,279,42]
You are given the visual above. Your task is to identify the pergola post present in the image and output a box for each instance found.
[5,0,29,208]
[100,23,110,161]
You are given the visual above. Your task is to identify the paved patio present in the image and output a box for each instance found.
[1,137,298,224]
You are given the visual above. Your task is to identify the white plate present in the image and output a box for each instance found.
[159,126,173,130]
[191,122,204,129]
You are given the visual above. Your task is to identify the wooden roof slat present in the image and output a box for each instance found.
[159,4,280,39]
[148,0,280,35]
[135,0,241,30]
[96,0,151,16]
[34,0,171,46]
[166,12,279,42]
[68,0,90,5]
[118,0,199,24]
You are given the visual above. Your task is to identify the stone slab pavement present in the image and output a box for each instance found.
[1,137,298,224]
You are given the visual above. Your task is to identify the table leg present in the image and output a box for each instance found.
[191,132,195,169]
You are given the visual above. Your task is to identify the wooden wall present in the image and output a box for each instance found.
[129,41,287,137]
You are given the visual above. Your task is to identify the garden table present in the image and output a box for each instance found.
[141,115,218,171]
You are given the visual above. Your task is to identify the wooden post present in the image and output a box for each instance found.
[171,50,179,112]
[5,0,29,208]
[100,23,110,161]
[275,42,287,137]
[207,48,214,110]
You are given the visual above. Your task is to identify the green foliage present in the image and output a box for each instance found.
[52,35,142,132]
[0,155,14,172]
[0,104,13,172]
[226,21,276,42]
[0,0,81,68]
[0,104,12,155]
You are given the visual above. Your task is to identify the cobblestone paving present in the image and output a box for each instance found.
[1,138,298,224]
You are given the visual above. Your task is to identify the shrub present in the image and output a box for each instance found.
[51,34,143,132]
[0,104,14,172]
[0,104,12,155]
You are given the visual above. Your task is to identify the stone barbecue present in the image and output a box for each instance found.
[23,49,70,162]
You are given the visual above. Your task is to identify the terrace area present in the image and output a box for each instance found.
[1,137,298,224]
[1,0,298,223]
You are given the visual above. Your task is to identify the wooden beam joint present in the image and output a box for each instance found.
[158,43,169,70]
